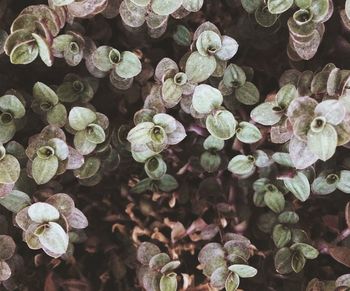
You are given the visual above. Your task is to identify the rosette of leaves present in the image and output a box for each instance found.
[0,144,20,196]
[26,125,84,184]
[0,93,26,143]
[274,242,319,274]
[252,178,287,213]
[228,150,270,178]
[91,45,141,90]
[56,73,98,104]
[220,64,260,106]
[127,112,186,156]
[185,22,239,83]
[192,84,238,140]
[200,135,225,173]
[136,242,180,291]
[119,0,204,38]
[155,58,195,108]
[15,193,88,258]
[4,4,65,66]
[52,0,108,18]
[250,84,297,143]
[32,82,67,127]
[287,0,332,61]
[67,107,109,155]
[312,170,350,195]
[198,234,257,290]
[0,235,18,284]
[52,30,86,66]
[287,97,350,167]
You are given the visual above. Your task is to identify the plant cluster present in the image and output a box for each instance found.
[1,0,350,290]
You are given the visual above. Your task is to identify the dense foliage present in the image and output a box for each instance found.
[1,0,350,290]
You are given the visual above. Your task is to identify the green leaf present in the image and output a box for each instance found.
[307,123,337,161]
[0,154,20,184]
[85,124,106,144]
[241,0,263,13]
[93,46,119,72]
[149,253,171,270]
[145,155,167,180]
[33,82,59,106]
[228,155,255,176]
[250,102,282,126]
[182,0,204,12]
[210,266,229,289]
[267,0,293,14]
[338,170,350,193]
[236,122,262,144]
[273,224,292,248]
[185,52,216,83]
[36,221,69,258]
[153,113,176,133]
[160,273,178,291]
[228,264,257,278]
[309,0,330,22]
[47,103,67,127]
[0,95,25,119]
[235,82,260,105]
[157,174,178,192]
[151,0,182,15]
[264,189,285,213]
[206,110,237,140]
[32,33,53,67]
[192,84,223,114]
[200,151,221,173]
[28,202,60,223]
[203,135,225,151]
[225,272,240,291]
[196,31,222,57]
[291,243,319,259]
[223,64,246,88]
[216,36,239,61]
[32,155,59,184]
[69,107,97,131]
[311,173,338,195]
[283,172,310,202]
[255,5,278,27]
[295,0,312,9]
[272,152,294,167]
[74,130,97,155]
[115,51,142,79]
[173,25,192,46]
[274,247,293,274]
[278,211,299,224]
[10,40,39,65]
[291,251,306,273]
[127,122,154,145]
[161,78,183,108]
[0,190,31,213]
[276,84,297,109]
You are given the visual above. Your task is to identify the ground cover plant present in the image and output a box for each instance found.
[1,0,350,290]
